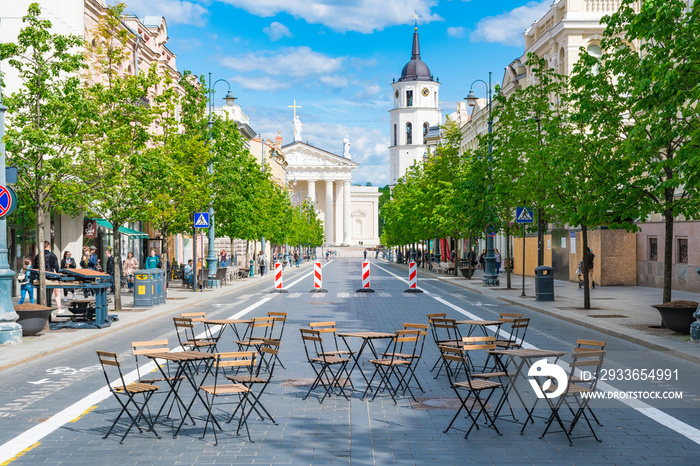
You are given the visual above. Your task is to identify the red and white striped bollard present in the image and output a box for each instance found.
[310,261,327,293]
[270,261,288,293]
[356,261,374,292]
[404,261,423,293]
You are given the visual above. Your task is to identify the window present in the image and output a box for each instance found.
[406,90,413,107]
[648,237,658,261]
[394,124,397,146]
[423,122,429,143]
[587,43,602,75]
[406,122,412,145]
[677,238,688,264]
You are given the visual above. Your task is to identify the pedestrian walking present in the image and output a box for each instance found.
[145,249,160,269]
[105,249,115,293]
[293,250,299,267]
[479,249,486,271]
[220,249,227,267]
[88,246,98,270]
[17,259,33,305]
[363,250,367,260]
[123,252,138,292]
[60,251,77,302]
[495,249,502,274]
[257,251,267,277]
[33,241,61,312]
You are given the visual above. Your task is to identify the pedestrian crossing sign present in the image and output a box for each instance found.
[194,212,210,228]
[516,207,534,224]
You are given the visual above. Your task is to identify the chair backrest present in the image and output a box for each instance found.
[181,312,206,322]
[267,312,287,341]
[248,316,275,341]
[430,318,462,345]
[257,339,280,378]
[498,312,523,323]
[309,321,342,351]
[173,317,195,348]
[209,351,256,389]
[574,339,606,352]
[438,345,471,386]
[300,328,328,361]
[131,340,170,381]
[509,318,530,348]
[402,323,428,357]
[427,313,448,346]
[386,329,421,362]
[462,336,497,352]
[96,351,127,391]
[568,349,606,390]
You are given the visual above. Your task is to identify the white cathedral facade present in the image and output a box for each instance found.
[389,27,442,186]
[282,123,380,247]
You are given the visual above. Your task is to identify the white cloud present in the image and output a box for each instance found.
[220,46,343,77]
[319,75,349,88]
[231,75,290,91]
[447,26,465,38]
[217,0,441,33]
[470,0,552,46]
[124,0,208,27]
[354,84,383,100]
[263,21,292,41]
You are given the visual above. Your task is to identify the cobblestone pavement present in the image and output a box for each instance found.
[0,258,699,464]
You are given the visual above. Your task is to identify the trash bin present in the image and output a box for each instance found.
[396,251,403,264]
[152,268,165,304]
[134,269,152,307]
[535,265,554,302]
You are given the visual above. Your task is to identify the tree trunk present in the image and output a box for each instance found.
[582,225,590,310]
[112,226,122,311]
[36,204,47,306]
[160,229,168,287]
[230,238,236,266]
[663,200,674,304]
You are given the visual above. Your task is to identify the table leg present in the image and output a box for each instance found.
[174,359,221,438]
[339,336,371,389]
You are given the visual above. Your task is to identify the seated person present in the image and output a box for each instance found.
[184,259,194,288]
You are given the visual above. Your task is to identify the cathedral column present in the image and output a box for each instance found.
[342,180,351,246]
[307,180,316,205]
[325,181,334,245]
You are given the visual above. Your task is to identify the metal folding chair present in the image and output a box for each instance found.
[173,317,217,353]
[363,329,421,403]
[440,344,502,439]
[300,328,350,403]
[429,317,463,377]
[198,351,256,445]
[382,323,428,394]
[496,316,529,349]
[226,339,280,427]
[96,351,160,444]
[266,311,287,368]
[568,339,606,426]
[539,348,606,445]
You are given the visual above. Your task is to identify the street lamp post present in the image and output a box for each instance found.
[466,71,499,287]
[207,73,236,278]
[0,51,22,345]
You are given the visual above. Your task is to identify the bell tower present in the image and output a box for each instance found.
[389,26,441,187]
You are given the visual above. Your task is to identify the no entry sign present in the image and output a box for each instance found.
[0,185,16,218]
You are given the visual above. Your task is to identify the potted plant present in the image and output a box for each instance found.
[651,300,699,333]
[14,303,55,336]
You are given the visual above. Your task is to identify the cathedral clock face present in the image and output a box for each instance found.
[394,89,399,99]
[422,87,430,97]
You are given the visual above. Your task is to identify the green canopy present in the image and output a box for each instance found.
[93,219,149,239]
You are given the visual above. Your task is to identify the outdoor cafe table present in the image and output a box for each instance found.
[337,331,395,389]
[142,351,216,438]
[487,348,567,433]
[456,320,503,337]
[203,319,253,343]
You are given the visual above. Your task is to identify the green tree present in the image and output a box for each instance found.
[81,3,161,310]
[582,0,700,303]
[1,3,86,304]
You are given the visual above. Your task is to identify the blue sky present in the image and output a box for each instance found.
[125,0,554,186]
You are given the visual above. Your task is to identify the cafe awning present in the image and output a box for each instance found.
[94,219,149,239]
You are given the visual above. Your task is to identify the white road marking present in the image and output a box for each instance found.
[373,263,700,446]
[27,379,51,385]
[337,292,350,298]
[287,293,302,298]
[378,292,391,298]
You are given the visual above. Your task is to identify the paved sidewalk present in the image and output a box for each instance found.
[388,260,700,364]
[0,262,311,371]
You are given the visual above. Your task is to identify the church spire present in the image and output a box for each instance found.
[412,27,420,60]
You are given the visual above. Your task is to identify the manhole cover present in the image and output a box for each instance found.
[410,397,491,410]
[627,324,667,330]
[589,314,628,318]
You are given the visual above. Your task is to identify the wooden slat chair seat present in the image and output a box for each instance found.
[439,344,502,439]
[235,317,275,351]
[97,351,160,444]
[362,330,421,404]
[300,328,351,403]
[199,351,257,445]
[539,349,606,445]
[175,314,217,353]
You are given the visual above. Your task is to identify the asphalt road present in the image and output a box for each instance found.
[0,258,698,464]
